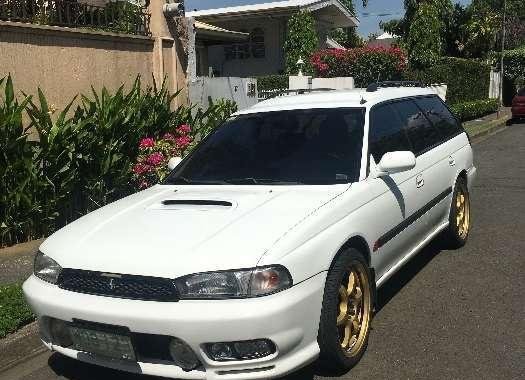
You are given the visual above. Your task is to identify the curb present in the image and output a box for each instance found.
[467,115,511,143]
[0,322,46,374]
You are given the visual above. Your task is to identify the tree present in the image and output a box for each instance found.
[406,2,445,68]
[328,27,365,48]
[284,10,319,75]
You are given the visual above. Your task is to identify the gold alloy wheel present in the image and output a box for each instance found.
[336,263,371,357]
[456,187,470,239]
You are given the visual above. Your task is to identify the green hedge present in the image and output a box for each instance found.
[311,47,407,87]
[449,98,500,122]
[0,284,34,339]
[257,75,289,92]
[405,57,491,105]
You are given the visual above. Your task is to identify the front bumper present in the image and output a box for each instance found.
[23,272,326,380]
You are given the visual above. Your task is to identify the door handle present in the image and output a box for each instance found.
[416,174,424,188]
[448,156,456,166]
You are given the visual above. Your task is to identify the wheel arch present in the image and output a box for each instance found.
[328,234,378,310]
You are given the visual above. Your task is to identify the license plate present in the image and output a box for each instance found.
[69,326,136,361]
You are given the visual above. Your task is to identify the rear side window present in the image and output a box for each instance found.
[393,99,443,155]
[369,103,412,162]
[518,88,525,96]
[415,96,462,139]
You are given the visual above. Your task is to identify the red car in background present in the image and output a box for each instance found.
[511,88,525,122]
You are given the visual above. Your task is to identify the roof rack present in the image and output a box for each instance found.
[264,88,336,99]
[366,81,424,92]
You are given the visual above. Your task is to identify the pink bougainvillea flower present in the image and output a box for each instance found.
[132,163,152,175]
[177,124,191,135]
[146,152,165,166]
[139,137,155,149]
[175,136,192,149]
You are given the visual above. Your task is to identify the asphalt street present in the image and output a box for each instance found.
[3,123,524,380]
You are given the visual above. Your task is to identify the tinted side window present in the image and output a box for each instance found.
[518,88,525,96]
[369,103,412,162]
[415,96,462,139]
[393,99,443,155]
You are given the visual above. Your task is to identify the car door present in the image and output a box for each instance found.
[388,98,449,239]
[412,96,464,228]
[367,102,424,280]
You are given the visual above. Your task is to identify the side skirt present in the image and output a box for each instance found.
[375,221,449,288]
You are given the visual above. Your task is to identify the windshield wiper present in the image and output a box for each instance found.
[166,177,228,185]
[224,177,304,185]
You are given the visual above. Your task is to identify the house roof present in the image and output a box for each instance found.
[186,0,359,27]
[376,32,398,40]
[194,21,250,42]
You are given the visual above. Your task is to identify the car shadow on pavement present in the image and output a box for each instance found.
[280,239,445,380]
[47,241,445,380]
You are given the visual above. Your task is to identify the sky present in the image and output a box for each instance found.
[186,0,472,37]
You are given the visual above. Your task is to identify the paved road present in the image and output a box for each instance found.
[3,124,524,380]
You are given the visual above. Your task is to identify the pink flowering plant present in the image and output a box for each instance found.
[310,47,408,87]
[132,125,193,190]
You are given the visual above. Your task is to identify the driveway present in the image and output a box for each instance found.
[3,123,524,380]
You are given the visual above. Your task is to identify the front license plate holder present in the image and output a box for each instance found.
[68,321,136,362]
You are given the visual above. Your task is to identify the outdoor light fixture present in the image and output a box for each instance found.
[163,1,184,17]
[296,57,305,76]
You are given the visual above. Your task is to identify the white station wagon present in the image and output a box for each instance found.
[24,82,476,380]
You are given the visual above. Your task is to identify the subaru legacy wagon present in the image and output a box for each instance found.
[24,83,476,379]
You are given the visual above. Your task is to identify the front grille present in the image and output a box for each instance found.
[58,269,179,302]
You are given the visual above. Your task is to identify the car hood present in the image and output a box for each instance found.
[41,184,348,279]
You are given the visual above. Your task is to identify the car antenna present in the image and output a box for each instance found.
[360,95,367,104]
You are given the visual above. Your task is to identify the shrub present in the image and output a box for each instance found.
[405,57,491,104]
[0,76,40,246]
[0,284,34,339]
[257,75,289,91]
[132,126,193,190]
[500,48,525,83]
[449,98,500,121]
[0,75,237,248]
[311,47,407,87]
[284,10,319,75]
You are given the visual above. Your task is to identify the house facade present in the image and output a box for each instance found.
[186,0,359,77]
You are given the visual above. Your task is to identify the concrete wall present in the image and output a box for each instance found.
[0,21,154,111]
[0,0,189,112]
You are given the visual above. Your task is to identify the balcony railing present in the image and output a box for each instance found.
[0,0,151,36]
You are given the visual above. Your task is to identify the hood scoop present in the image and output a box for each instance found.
[161,199,232,207]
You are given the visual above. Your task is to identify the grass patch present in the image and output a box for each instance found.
[0,283,34,339]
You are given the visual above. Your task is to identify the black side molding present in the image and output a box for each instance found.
[375,187,452,250]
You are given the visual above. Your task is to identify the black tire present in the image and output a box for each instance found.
[441,177,471,249]
[317,248,373,372]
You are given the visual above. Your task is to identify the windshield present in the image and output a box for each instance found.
[165,108,365,185]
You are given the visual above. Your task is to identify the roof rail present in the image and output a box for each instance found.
[264,88,337,99]
[366,81,424,92]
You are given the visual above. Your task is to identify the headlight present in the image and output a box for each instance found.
[34,251,62,284]
[174,265,292,299]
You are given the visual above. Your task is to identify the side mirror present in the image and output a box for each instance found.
[168,156,182,170]
[375,151,416,177]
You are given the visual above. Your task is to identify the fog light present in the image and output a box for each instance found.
[169,338,200,371]
[205,339,276,361]
[208,342,236,361]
